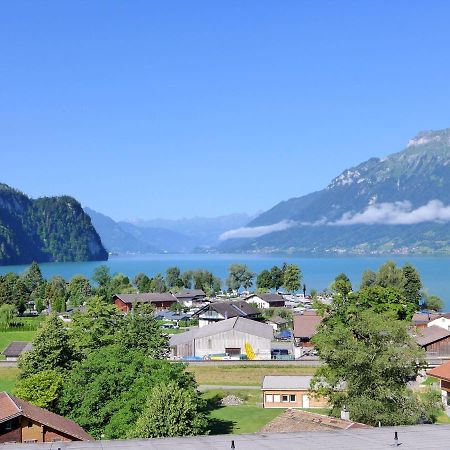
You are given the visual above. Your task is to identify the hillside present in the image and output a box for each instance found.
[219,128,450,254]
[0,184,108,265]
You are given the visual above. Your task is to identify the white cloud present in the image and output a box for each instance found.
[332,200,450,226]
[219,220,296,240]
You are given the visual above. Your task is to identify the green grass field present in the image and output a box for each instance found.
[0,368,20,393]
[187,364,316,386]
[0,330,37,355]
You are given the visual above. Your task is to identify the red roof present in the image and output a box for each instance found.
[293,313,322,339]
[0,392,92,441]
[427,361,450,382]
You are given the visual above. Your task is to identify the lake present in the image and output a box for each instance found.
[1,254,450,309]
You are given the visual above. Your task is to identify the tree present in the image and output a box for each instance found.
[45,276,67,312]
[133,272,152,292]
[424,295,444,312]
[331,273,352,298]
[402,263,422,310]
[18,313,75,378]
[311,307,426,426]
[181,271,193,289]
[0,304,16,327]
[13,370,63,411]
[283,264,302,293]
[67,275,92,307]
[256,270,272,291]
[92,265,111,299]
[166,267,182,289]
[58,346,197,438]
[376,261,405,290]
[360,269,377,288]
[127,381,208,438]
[69,296,122,357]
[226,264,255,292]
[149,273,167,293]
[22,262,44,293]
[270,266,284,291]
[116,304,169,358]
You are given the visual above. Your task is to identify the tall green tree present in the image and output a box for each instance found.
[67,274,92,307]
[226,264,255,291]
[424,295,444,312]
[127,381,208,438]
[149,273,167,293]
[376,261,405,290]
[283,264,302,293]
[0,304,16,327]
[45,276,67,312]
[256,269,272,291]
[18,313,75,378]
[270,266,284,291]
[133,272,152,292]
[360,269,377,288]
[166,267,182,289]
[402,263,422,310]
[22,261,44,293]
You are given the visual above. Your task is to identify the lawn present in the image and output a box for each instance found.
[187,364,316,386]
[0,330,37,356]
[0,367,19,393]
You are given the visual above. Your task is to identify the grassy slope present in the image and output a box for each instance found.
[187,365,316,386]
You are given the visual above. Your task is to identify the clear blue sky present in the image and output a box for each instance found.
[1,1,450,221]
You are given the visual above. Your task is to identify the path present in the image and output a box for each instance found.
[198,385,260,391]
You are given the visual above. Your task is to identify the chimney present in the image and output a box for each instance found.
[340,406,350,421]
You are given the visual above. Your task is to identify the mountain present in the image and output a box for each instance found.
[85,209,252,254]
[219,128,450,254]
[0,184,108,265]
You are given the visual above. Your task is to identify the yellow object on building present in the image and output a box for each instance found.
[245,342,256,360]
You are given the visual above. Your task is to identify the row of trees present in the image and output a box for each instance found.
[14,298,208,439]
[311,262,443,426]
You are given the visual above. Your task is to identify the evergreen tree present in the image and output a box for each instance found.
[256,270,272,291]
[283,264,302,293]
[22,261,44,293]
[270,266,284,291]
[18,313,75,378]
[166,267,182,289]
[402,263,422,310]
[67,274,92,307]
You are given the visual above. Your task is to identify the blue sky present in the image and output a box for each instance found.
[1,1,450,221]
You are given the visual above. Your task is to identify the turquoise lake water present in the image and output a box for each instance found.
[1,254,450,309]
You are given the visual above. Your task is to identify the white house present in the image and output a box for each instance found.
[245,293,285,309]
[428,315,450,331]
[169,316,273,360]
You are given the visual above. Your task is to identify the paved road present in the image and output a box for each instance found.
[198,385,260,391]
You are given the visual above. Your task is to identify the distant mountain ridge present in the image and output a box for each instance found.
[0,184,108,265]
[219,128,450,254]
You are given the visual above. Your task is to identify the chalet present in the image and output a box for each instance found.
[113,293,178,313]
[412,312,442,329]
[169,316,273,360]
[293,311,322,357]
[262,375,328,409]
[192,301,260,328]
[0,392,92,444]
[414,325,450,358]
[1,342,32,362]
[245,293,286,309]
[427,361,450,407]
[174,289,208,307]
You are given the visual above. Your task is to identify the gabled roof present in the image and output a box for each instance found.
[0,392,92,441]
[412,312,442,325]
[154,311,190,321]
[114,293,177,304]
[427,360,450,382]
[192,301,259,319]
[174,289,206,299]
[267,316,288,325]
[293,313,322,339]
[262,375,313,390]
[414,325,450,347]
[169,316,273,346]
[247,293,285,304]
[1,341,32,357]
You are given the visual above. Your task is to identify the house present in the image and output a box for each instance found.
[174,289,207,308]
[169,316,273,360]
[427,361,450,407]
[113,293,178,313]
[154,311,190,323]
[293,311,322,358]
[428,314,450,331]
[192,301,260,328]
[414,325,450,357]
[266,316,288,331]
[262,375,328,409]
[245,293,286,309]
[261,409,370,432]
[1,342,32,362]
[412,312,442,329]
[0,392,92,443]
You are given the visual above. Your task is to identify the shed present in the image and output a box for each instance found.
[1,342,33,362]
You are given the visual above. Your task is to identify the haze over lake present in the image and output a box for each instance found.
[1,254,450,309]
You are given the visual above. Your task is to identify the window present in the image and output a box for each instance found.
[265,394,273,403]
[27,420,32,428]
[273,394,281,403]
[225,348,241,356]
[282,395,289,402]
[4,421,12,431]
[290,395,296,402]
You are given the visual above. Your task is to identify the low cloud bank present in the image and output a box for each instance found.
[333,200,450,225]
[219,220,296,240]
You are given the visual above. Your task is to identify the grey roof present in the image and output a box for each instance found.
[170,317,273,346]
[114,293,177,304]
[414,325,450,346]
[193,301,259,319]
[1,341,33,357]
[247,293,285,303]
[3,424,450,449]
[262,375,313,390]
[266,316,288,325]
[175,289,206,299]
[155,311,190,321]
